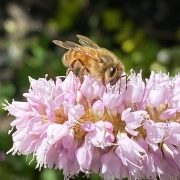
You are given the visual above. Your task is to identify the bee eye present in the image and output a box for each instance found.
[109,66,117,77]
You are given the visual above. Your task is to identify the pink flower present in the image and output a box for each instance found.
[76,136,93,171]
[162,143,180,173]
[144,120,167,151]
[115,132,147,178]
[4,70,180,180]
[124,70,145,105]
[165,122,180,146]
[160,108,177,120]
[102,85,124,112]
[169,74,180,112]
[80,75,105,101]
[83,121,115,148]
[92,100,105,118]
[101,150,127,180]
[144,71,171,107]
[121,108,148,136]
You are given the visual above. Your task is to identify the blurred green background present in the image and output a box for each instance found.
[0,0,179,179]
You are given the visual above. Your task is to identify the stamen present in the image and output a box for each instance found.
[54,108,68,124]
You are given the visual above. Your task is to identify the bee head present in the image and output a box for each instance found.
[104,63,124,85]
[99,49,125,86]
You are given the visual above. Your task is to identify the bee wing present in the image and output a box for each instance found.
[53,40,80,50]
[53,38,101,62]
[53,40,94,57]
[76,35,99,49]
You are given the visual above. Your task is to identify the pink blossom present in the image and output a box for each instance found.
[144,120,167,151]
[80,75,105,101]
[92,100,105,117]
[169,74,180,111]
[101,150,127,180]
[115,132,147,178]
[76,137,93,172]
[82,121,115,148]
[165,122,180,146]
[124,70,145,105]
[160,108,177,120]
[4,70,180,180]
[162,143,180,171]
[121,108,148,136]
[143,71,171,107]
[102,86,124,112]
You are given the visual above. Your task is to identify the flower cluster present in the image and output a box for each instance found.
[4,71,180,179]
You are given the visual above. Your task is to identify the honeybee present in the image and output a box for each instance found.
[53,35,125,85]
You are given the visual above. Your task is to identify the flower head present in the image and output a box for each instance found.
[4,71,180,179]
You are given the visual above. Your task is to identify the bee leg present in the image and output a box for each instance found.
[101,75,108,92]
[66,59,82,76]
[122,74,128,90]
[78,69,84,83]
[66,66,74,75]
[66,59,89,84]
[78,66,89,83]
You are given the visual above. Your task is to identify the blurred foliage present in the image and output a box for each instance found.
[0,0,179,179]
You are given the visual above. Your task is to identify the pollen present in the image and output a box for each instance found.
[72,106,126,140]
[54,107,68,124]
[146,104,180,122]
[73,123,86,140]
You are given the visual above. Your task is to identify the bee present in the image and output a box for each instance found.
[53,35,125,85]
